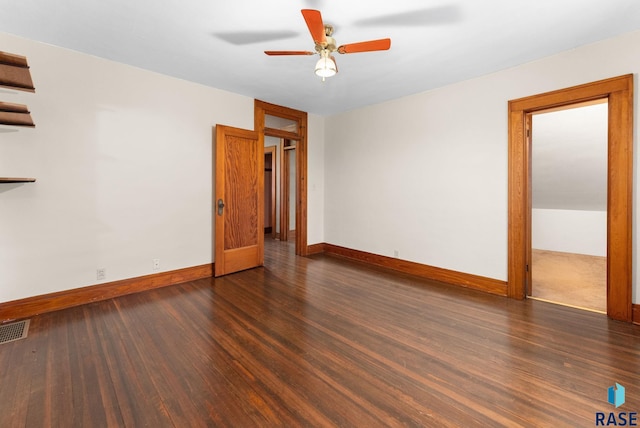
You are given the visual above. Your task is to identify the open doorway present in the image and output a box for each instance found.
[508,74,633,322]
[528,102,608,313]
[263,137,297,243]
[280,140,297,242]
[264,145,276,238]
[255,99,308,256]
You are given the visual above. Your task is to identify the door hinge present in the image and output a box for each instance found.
[526,264,529,272]
[526,129,531,138]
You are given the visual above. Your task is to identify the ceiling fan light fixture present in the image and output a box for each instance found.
[265,10,390,81]
[314,51,337,80]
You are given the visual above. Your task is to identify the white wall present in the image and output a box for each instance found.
[0,32,325,303]
[325,29,640,304]
[532,209,607,257]
[2,28,636,305]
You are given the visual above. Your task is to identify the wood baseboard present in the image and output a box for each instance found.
[322,243,507,296]
[306,243,326,255]
[633,304,640,325]
[0,264,214,323]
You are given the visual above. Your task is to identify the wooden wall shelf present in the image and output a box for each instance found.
[0,101,35,127]
[1,51,37,183]
[0,51,35,92]
[0,177,36,183]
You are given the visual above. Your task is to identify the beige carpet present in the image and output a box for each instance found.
[530,249,606,313]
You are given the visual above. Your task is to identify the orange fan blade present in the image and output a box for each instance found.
[264,51,315,56]
[301,9,326,45]
[337,38,391,54]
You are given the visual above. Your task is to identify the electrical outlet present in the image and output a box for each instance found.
[393,250,399,258]
[153,259,160,270]
[97,268,106,280]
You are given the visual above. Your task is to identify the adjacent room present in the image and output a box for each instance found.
[529,102,609,313]
[1,1,639,426]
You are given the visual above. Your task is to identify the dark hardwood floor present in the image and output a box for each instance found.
[1,239,639,427]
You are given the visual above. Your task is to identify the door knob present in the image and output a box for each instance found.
[217,199,225,216]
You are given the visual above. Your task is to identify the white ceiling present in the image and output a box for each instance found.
[1,1,640,116]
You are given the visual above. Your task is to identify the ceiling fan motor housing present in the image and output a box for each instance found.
[317,33,337,53]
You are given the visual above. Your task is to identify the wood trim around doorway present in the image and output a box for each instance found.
[508,74,633,322]
[264,145,277,239]
[280,145,296,243]
[255,100,308,256]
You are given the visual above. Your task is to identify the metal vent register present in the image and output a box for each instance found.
[0,320,30,344]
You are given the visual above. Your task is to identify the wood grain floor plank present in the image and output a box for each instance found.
[0,239,638,427]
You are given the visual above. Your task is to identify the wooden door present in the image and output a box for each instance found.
[214,125,263,277]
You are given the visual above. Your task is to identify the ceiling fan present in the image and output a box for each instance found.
[265,9,391,81]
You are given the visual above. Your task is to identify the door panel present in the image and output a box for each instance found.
[215,125,263,277]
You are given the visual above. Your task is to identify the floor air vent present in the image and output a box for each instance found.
[0,320,30,345]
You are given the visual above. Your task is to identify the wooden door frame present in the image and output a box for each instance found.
[255,100,309,256]
[508,74,633,322]
[264,145,277,239]
[280,145,296,242]
[525,114,533,297]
